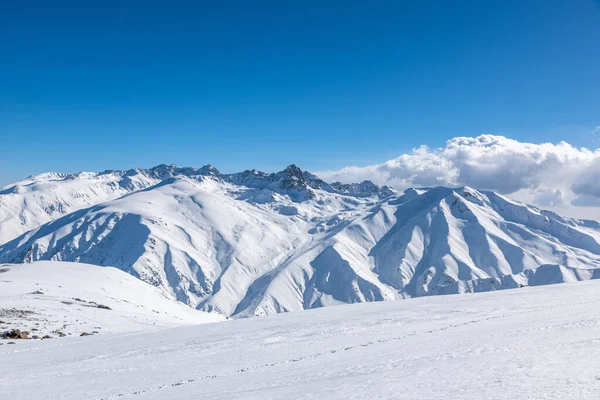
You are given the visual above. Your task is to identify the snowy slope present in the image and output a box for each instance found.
[0,164,392,246]
[2,281,600,399]
[0,261,224,338]
[2,166,600,318]
[0,166,178,245]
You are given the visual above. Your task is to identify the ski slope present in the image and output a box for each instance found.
[2,280,600,399]
[0,261,224,338]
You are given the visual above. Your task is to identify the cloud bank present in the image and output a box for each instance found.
[318,135,600,219]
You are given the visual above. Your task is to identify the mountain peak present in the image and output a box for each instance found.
[271,165,312,198]
[279,165,308,184]
[150,163,179,170]
[452,186,486,204]
[199,164,221,177]
[282,164,303,175]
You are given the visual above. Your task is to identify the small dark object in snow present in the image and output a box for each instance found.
[32,290,44,295]
[1,329,30,339]
[41,335,51,339]
[80,332,91,336]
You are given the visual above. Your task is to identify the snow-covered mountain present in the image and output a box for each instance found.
[0,165,178,245]
[2,164,600,318]
[0,164,392,245]
[0,261,224,338]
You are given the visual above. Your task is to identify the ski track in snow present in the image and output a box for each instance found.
[96,313,538,399]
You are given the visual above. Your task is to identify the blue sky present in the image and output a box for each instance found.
[1,0,599,186]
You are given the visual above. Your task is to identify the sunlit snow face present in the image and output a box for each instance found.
[317,134,600,220]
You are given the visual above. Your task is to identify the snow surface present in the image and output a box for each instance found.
[2,280,600,399]
[0,261,224,338]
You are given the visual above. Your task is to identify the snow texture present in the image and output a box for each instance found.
[2,280,600,399]
[0,261,223,338]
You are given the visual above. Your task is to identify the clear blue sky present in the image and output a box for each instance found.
[1,0,599,185]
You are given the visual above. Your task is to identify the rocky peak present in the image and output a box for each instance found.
[281,164,304,179]
[328,180,395,198]
[199,164,221,177]
[147,164,180,179]
[271,165,312,195]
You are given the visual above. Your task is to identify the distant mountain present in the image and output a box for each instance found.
[0,164,392,245]
[2,164,600,318]
[0,165,177,245]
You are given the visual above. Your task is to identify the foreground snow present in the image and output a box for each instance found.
[2,280,600,399]
[0,262,224,338]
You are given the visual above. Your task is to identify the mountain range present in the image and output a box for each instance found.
[2,164,600,318]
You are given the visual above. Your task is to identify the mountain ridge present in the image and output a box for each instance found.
[2,165,600,318]
[0,163,394,246]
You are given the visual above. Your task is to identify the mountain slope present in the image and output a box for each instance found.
[3,280,600,399]
[0,165,186,245]
[0,164,392,246]
[0,175,389,316]
[0,261,224,338]
[2,165,600,318]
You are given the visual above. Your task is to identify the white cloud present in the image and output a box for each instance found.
[318,134,600,219]
[533,188,568,207]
